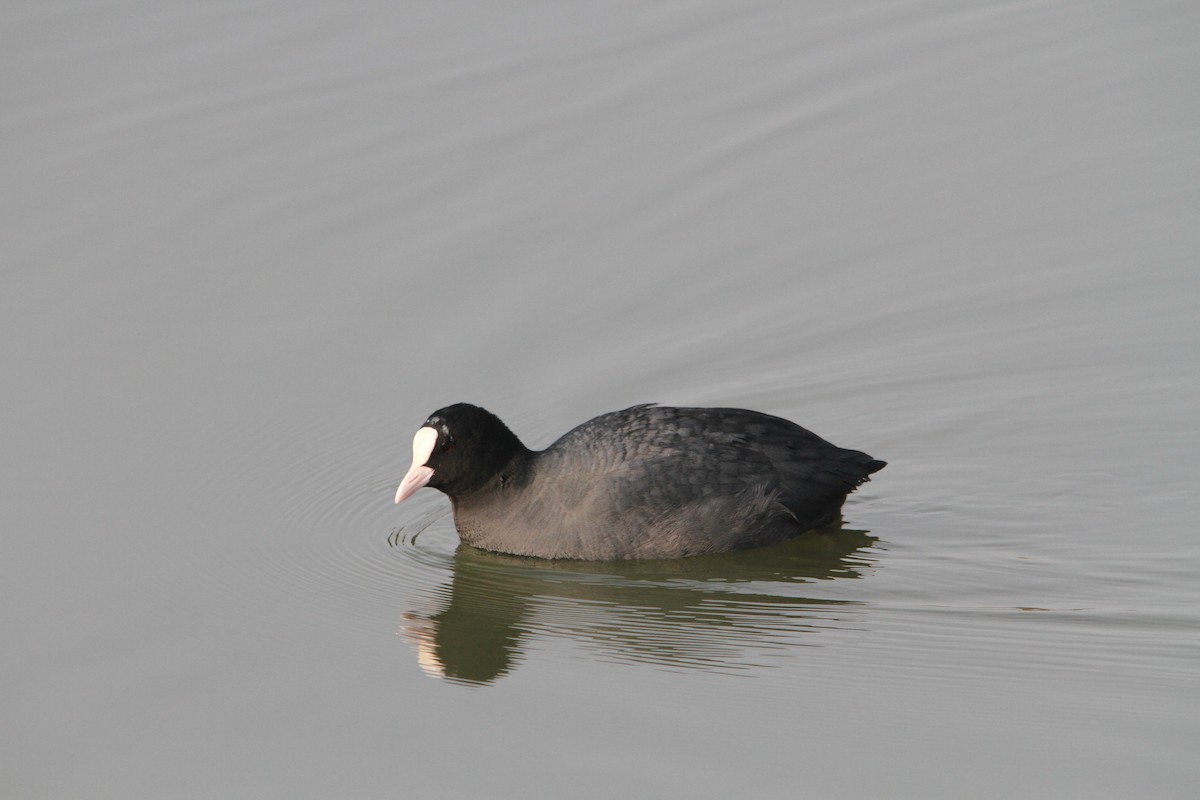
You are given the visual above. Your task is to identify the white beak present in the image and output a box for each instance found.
[395,426,439,503]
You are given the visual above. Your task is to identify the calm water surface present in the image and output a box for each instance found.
[4,1,1199,797]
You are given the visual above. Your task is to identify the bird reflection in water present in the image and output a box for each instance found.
[396,524,880,685]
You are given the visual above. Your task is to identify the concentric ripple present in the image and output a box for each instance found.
[172,409,461,640]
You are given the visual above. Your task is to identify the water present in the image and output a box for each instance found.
[4,1,1198,797]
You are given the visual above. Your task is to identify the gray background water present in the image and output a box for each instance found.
[4,1,1198,797]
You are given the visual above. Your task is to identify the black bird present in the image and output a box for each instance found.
[395,403,884,560]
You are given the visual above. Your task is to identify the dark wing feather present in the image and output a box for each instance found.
[539,406,881,557]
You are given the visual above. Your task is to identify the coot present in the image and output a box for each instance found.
[395,403,884,560]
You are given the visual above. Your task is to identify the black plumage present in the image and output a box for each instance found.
[396,403,884,560]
